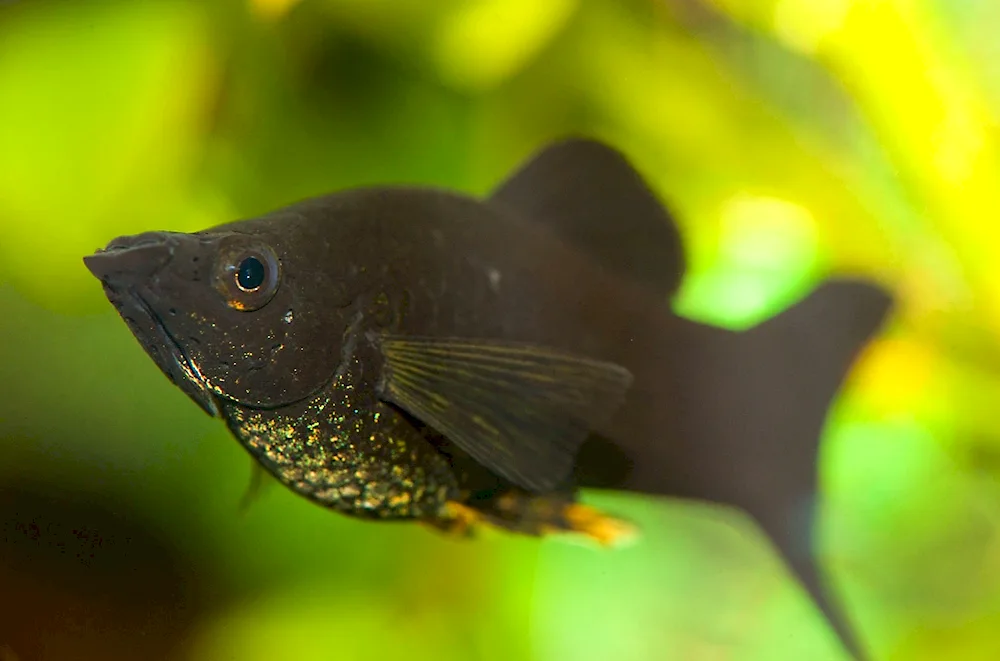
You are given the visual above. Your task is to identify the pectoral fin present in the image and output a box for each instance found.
[377,335,633,492]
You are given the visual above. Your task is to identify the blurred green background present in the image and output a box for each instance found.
[2,0,1000,659]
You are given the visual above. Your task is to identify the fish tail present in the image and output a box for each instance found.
[585,279,893,660]
[498,137,892,658]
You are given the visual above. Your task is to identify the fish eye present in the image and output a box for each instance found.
[236,256,266,292]
[215,243,280,311]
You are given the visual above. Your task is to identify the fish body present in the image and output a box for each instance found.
[221,187,661,522]
[84,140,892,658]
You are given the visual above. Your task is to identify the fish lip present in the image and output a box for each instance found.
[127,287,222,418]
[84,235,176,284]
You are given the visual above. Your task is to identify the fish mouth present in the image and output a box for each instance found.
[86,235,221,417]
[132,289,221,417]
[102,283,221,418]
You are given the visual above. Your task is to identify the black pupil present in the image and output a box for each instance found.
[236,256,266,291]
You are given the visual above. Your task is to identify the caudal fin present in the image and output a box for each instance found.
[589,279,893,659]
[501,138,893,658]
[732,280,891,660]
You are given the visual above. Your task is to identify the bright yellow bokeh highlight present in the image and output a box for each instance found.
[851,337,938,416]
[676,193,822,328]
[432,0,577,91]
[773,0,853,54]
[250,0,303,20]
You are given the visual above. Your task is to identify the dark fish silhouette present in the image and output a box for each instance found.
[84,139,891,659]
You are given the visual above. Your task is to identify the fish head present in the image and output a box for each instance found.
[84,224,351,414]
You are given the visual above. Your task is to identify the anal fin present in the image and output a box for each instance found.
[428,493,637,547]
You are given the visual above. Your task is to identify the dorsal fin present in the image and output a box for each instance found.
[488,138,686,297]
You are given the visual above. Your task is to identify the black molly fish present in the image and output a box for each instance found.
[84,139,891,659]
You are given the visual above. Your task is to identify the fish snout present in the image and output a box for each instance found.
[83,232,177,284]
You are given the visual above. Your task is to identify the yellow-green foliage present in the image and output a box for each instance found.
[2,1,1000,659]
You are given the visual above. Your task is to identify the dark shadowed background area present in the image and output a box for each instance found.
[2,0,1000,659]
